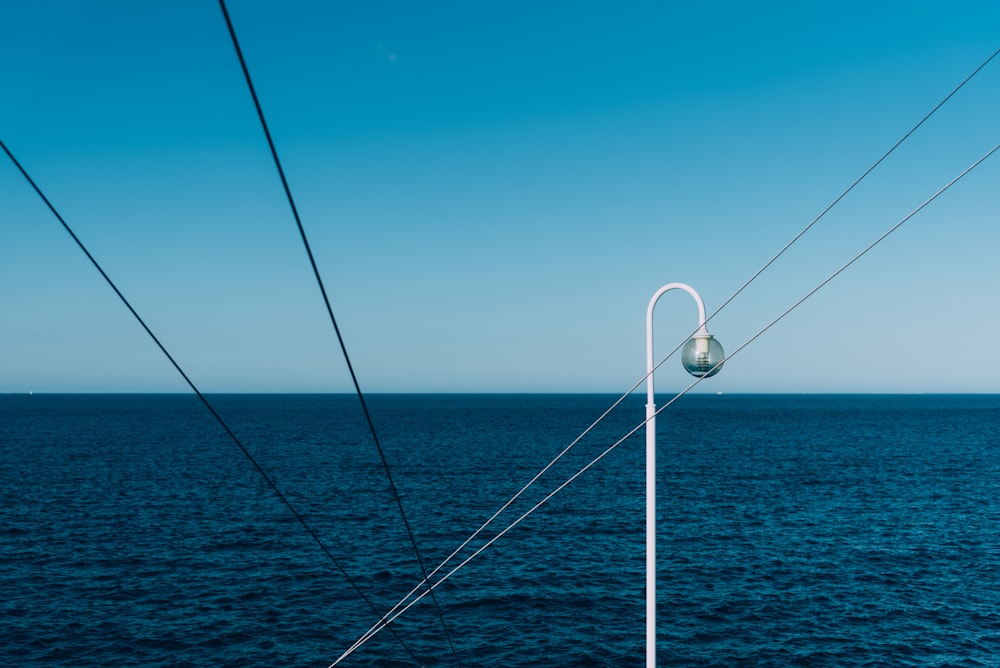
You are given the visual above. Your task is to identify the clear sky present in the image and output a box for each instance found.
[2,1,998,394]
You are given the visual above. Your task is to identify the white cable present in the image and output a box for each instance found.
[329,142,998,666]
[334,52,1000,653]
[341,338,691,652]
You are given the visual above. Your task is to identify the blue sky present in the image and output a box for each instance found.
[2,1,998,393]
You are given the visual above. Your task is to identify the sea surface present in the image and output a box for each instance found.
[2,393,999,667]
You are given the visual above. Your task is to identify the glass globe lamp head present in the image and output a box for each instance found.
[681,334,724,378]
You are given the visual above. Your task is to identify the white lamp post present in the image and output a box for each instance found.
[645,283,724,668]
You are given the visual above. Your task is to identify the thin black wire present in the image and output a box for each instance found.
[330,45,1000,656]
[334,141,1000,660]
[216,2,462,666]
[352,46,1000,647]
[0,136,423,663]
[696,45,1000,339]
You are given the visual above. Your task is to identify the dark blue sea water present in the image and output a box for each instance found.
[2,393,999,667]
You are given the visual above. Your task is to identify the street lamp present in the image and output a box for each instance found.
[645,283,724,668]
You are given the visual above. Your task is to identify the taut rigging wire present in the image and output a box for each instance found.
[332,140,1000,665]
[0,136,423,665]
[696,45,1000,342]
[216,2,462,665]
[330,44,1000,661]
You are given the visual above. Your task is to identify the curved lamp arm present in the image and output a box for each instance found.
[644,281,720,668]
[645,282,709,406]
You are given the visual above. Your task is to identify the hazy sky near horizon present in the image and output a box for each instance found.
[2,1,998,394]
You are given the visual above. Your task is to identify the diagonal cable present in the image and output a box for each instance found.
[333,45,1000,660]
[0,136,423,664]
[697,45,1000,338]
[332,141,1000,663]
[345,44,1000,627]
[216,2,461,665]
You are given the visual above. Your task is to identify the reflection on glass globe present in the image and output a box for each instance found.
[681,334,724,378]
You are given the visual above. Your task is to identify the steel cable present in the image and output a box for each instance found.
[0,136,424,665]
[334,45,1000,648]
[331,141,999,664]
[217,2,461,664]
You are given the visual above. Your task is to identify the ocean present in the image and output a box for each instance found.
[2,393,998,667]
